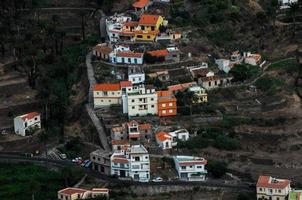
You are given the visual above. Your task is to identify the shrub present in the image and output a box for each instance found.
[230,64,261,82]
[206,160,227,178]
[255,74,284,95]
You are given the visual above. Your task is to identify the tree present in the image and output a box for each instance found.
[61,167,73,187]
[206,160,227,178]
[287,2,299,35]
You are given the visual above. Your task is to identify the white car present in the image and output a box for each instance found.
[152,177,163,182]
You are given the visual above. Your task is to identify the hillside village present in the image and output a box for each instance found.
[0,0,302,199]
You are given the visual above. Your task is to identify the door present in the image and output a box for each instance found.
[120,170,126,177]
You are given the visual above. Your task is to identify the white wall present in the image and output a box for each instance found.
[129,73,145,84]
[93,90,122,107]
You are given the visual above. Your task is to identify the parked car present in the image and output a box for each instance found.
[81,159,90,167]
[72,157,82,163]
[59,154,67,159]
[152,177,163,182]
[84,160,92,168]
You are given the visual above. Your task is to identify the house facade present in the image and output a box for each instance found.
[188,86,208,103]
[111,124,127,140]
[256,176,291,200]
[128,66,145,84]
[93,43,112,61]
[122,85,158,117]
[93,83,122,108]
[157,90,177,117]
[199,75,233,90]
[58,188,109,200]
[156,131,173,149]
[135,14,164,41]
[14,112,41,136]
[110,145,150,182]
[90,150,112,175]
[174,155,208,181]
[110,51,144,65]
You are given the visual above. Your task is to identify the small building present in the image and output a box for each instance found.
[188,86,208,103]
[156,131,173,149]
[138,123,152,141]
[128,66,145,84]
[106,14,133,42]
[90,150,112,175]
[93,43,112,61]
[127,120,140,141]
[111,51,144,65]
[190,68,215,79]
[111,124,127,140]
[112,139,130,151]
[147,70,170,82]
[168,82,197,93]
[14,112,41,136]
[174,155,208,181]
[215,59,231,73]
[169,129,190,145]
[256,176,291,200]
[199,75,233,90]
[146,47,180,63]
[132,0,151,13]
[135,14,164,41]
[93,83,122,108]
[278,0,298,6]
[157,90,177,117]
[58,188,109,200]
[243,52,262,66]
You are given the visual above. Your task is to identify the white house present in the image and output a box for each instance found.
[122,85,158,117]
[110,51,143,65]
[128,66,145,84]
[256,176,291,200]
[106,14,133,42]
[14,112,41,136]
[169,129,190,146]
[155,131,173,150]
[93,83,122,108]
[58,187,109,200]
[215,59,232,73]
[279,0,298,6]
[243,52,262,66]
[174,155,208,181]
[110,145,150,182]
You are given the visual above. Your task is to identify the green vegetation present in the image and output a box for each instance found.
[206,160,227,178]
[0,163,83,200]
[230,64,261,82]
[255,74,285,95]
[267,58,299,74]
[58,137,84,158]
[177,128,240,150]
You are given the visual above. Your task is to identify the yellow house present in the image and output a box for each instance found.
[188,86,208,104]
[135,14,163,41]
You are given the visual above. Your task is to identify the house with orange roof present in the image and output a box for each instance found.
[244,52,262,66]
[157,90,177,117]
[167,82,197,93]
[93,83,122,108]
[135,14,164,41]
[106,14,133,42]
[138,123,152,141]
[14,112,41,136]
[156,131,173,149]
[58,187,109,200]
[257,176,291,200]
[132,0,151,13]
[174,155,207,181]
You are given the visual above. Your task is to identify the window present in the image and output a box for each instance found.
[147,36,151,39]
[112,33,115,37]
[259,188,262,191]
[139,77,141,81]
[151,98,154,101]
[132,99,135,102]
[128,58,131,63]
[132,106,135,109]
[197,166,202,168]
[169,109,173,113]
[169,103,173,106]
[162,103,166,107]
[209,82,211,87]
[190,166,193,168]
[103,91,108,96]
[151,26,155,31]
[97,158,100,161]
[109,100,111,102]
[134,58,137,64]
[278,190,281,193]
[112,92,115,95]
[96,92,99,95]
[181,166,186,170]
[121,57,125,63]
[137,35,143,38]
[34,117,38,121]
[135,157,140,161]
[145,156,148,159]
[162,110,166,114]
[141,26,145,30]
[151,105,154,108]
[92,156,96,160]
[101,100,103,102]
[24,122,28,128]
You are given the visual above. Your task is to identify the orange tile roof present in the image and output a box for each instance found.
[116,51,143,58]
[132,0,150,8]
[112,139,130,145]
[168,82,197,92]
[21,112,40,121]
[94,83,121,91]
[124,21,139,27]
[120,81,132,88]
[147,49,169,57]
[139,124,152,130]
[257,176,290,189]
[58,188,88,196]
[139,14,160,25]
[156,131,172,141]
[157,90,177,103]
[94,45,112,55]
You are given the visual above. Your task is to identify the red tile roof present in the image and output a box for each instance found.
[112,139,130,146]
[94,83,121,91]
[116,51,143,58]
[139,14,160,25]
[147,49,169,57]
[58,188,87,196]
[124,21,139,27]
[21,112,40,121]
[156,131,172,141]
[120,81,132,88]
[139,124,152,130]
[257,176,290,189]
[179,160,208,166]
[132,0,150,8]
[94,45,112,55]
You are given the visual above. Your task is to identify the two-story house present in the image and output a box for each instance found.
[156,129,189,150]
[188,86,208,103]
[93,83,122,108]
[174,155,208,181]
[135,14,164,41]
[90,150,112,175]
[110,124,127,140]
[128,66,145,84]
[127,120,140,141]
[256,176,291,200]
[157,90,177,117]
[14,112,41,136]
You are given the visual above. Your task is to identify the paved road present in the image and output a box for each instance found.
[0,154,254,191]
[85,52,110,151]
